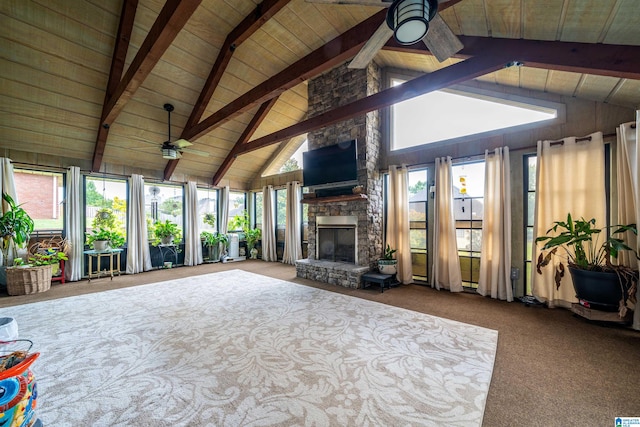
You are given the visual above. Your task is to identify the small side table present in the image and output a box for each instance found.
[157,244,178,268]
[361,272,399,293]
[84,249,122,282]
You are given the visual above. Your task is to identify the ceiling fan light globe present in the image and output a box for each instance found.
[162,147,178,159]
[387,0,438,45]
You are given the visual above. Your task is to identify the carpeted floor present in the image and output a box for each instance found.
[1,260,639,426]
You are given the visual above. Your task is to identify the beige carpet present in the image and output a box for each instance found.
[3,269,498,426]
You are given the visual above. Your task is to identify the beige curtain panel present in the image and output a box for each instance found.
[183,181,203,266]
[387,165,413,284]
[532,132,606,308]
[616,112,640,330]
[126,174,152,274]
[431,157,463,292]
[282,181,302,265]
[477,147,513,302]
[261,185,277,262]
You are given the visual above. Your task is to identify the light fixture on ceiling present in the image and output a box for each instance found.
[386,0,438,45]
[162,142,178,159]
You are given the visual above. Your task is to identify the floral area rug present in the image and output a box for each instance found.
[1,270,498,426]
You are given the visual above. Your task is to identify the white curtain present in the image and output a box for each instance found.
[219,186,229,234]
[126,174,152,274]
[282,181,302,265]
[431,157,463,292]
[387,165,412,284]
[616,112,640,330]
[0,158,18,266]
[183,181,202,266]
[532,132,606,308]
[261,185,277,262]
[477,147,513,301]
[64,166,84,281]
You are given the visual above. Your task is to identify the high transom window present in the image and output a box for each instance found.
[390,78,558,151]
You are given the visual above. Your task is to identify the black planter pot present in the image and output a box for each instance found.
[568,266,623,312]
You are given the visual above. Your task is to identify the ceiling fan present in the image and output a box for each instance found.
[306,0,463,68]
[161,103,193,159]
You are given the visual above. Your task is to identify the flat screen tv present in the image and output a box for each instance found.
[302,140,358,189]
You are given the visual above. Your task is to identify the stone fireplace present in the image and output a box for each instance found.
[295,61,383,289]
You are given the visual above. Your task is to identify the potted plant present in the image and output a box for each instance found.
[86,228,125,251]
[536,213,638,315]
[201,231,228,262]
[378,244,398,275]
[0,193,34,269]
[245,228,262,259]
[28,250,69,276]
[152,220,182,245]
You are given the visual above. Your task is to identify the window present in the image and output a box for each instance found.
[279,140,307,173]
[145,183,183,240]
[390,78,557,151]
[198,188,218,232]
[14,169,64,233]
[452,162,485,288]
[227,191,246,231]
[276,189,287,259]
[254,192,263,231]
[302,202,309,258]
[85,176,127,240]
[408,169,429,282]
[524,155,537,296]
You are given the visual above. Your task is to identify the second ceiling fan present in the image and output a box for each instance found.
[307,0,463,68]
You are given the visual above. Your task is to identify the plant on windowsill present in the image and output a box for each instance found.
[378,244,398,275]
[86,228,125,251]
[152,220,182,246]
[535,213,639,317]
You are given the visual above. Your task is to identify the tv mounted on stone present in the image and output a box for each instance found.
[302,140,358,197]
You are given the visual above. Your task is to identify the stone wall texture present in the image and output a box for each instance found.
[298,61,383,286]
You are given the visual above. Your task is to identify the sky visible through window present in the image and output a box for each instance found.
[391,79,557,150]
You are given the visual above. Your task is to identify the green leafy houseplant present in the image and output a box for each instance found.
[86,228,125,249]
[0,193,34,267]
[382,244,397,260]
[201,231,228,261]
[152,220,182,245]
[535,213,638,314]
[244,228,261,251]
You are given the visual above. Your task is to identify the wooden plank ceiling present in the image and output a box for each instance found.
[1,0,639,189]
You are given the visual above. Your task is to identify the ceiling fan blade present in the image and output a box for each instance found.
[348,21,393,69]
[173,138,193,148]
[422,13,463,62]
[305,0,392,6]
[181,147,210,158]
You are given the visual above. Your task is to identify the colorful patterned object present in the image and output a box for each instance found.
[0,352,39,427]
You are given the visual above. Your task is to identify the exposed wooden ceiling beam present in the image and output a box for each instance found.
[236,52,511,155]
[93,0,202,172]
[183,0,292,132]
[91,0,138,172]
[383,36,640,80]
[209,97,279,186]
[165,0,291,180]
[182,9,388,142]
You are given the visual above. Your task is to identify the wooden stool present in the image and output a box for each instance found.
[361,272,399,293]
